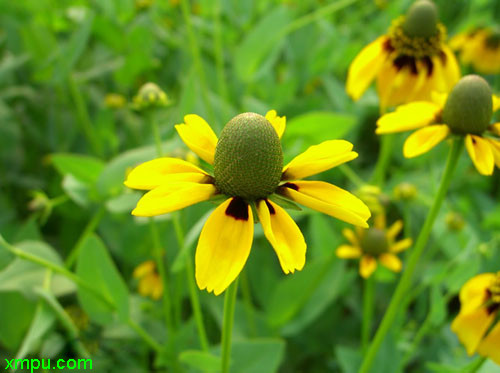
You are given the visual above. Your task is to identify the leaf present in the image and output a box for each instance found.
[0,292,36,351]
[105,192,141,214]
[179,350,221,372]
[234,6,291,82]
[62,174,92,207]
[429,286,446,326]
[51,153,104,185]
[76,234,129,324]
[230,339,285,373]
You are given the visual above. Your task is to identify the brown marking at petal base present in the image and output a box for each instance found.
[282,182,299,191]
[393,55,418,75]
[439,50,447,65]
[487,302,500,315]
[434,110,443,123]
[383,38,395,53]
[264,199,276,215]
[225,197,249,221]
[422,56,434,76]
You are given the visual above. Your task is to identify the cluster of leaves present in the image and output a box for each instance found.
[1,0,500,372]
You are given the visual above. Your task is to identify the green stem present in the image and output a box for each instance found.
[127,319,163,353]
[66,206,106,268]
[221,279,239,373]
[67,76,102,156]
[466,356,487,373]
[213,0,228,105]
[370,134,395,186]
[240,269,257,337]
[172,212,209,351]
[359,138,463,373]
[150,112,163,157]
[361,277,374,352]
[338,164,365,188]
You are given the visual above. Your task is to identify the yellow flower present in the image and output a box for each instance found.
[377,75,500,176]
[451,272,500,365]
[336,213,412,279]
[346,0,460,110]
[451,27,500,74]
[125,110,371,295]
[104,93,126,109]
[133,260,163,300]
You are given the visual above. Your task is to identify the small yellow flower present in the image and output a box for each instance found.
[104,93,127,109]
[133,260,163,300]
[377,75,500,176]
[346,0,460,109]
[336,213,412,279]
[125,111,371,295]
[451,272,500,365]
[451,27,500,74]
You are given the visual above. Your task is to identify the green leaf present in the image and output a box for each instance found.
[51,153,104,185]
[0,292,36,351]
[230,339,285,373]
[76,234,129,324]
[234,6,291,82]
[105,192,141,214]
[62,174,92,207]
[179,350,221,372]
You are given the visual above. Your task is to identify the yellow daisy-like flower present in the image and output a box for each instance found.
[450,27,500,74]
[133,260,163,300]
[125,111,371,295]
[377,75,500,176]
[336,214,412,279]
[346,0,460,110]
[451,272,500,365]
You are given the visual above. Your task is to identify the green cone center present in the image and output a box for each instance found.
[360,228,389,256]
[402,0,438,38]
[214,113,283,200]
[442,75,493,135]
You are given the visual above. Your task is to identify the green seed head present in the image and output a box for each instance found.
[442,75,493,135]
[214,113,283,200]
[403,0,439,38]
[360,228,389,256]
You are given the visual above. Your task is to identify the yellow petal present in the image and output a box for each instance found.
[390,238,412,253]
[465,135,494,176]
[175,114,218,164]
[359,255,377,279]
[490,123,500,137]
[124,157,209,190]
[195,198,254,295]
[459,273,496,314]
[373,213,386,230]
[282,140,358,180]
[403,125,449,158]
[478,321,500,365]
[346,36,389,101]
[489,138,500,168]
[342,228,359,246]
[440,46,461,90]
[379,253,402,272]
[376,102,441,135]
[493,95,500,112]
[386,220,403,240]
[449,32,469,50]
[451,306,496,356]
[265,110,286,139]
[133,260,156,278]
[280,181,371,227]
[336,244,362,259]
[257,199,306,274]
[150,277,163,300]
[132,182,217,216]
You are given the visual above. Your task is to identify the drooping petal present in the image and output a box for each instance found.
[376,62,412,111]
[282,140,358,180]
[257,199,306,274]
[493,95,500,112]
[359,255,377,278]
[373,213,386,230]
[124,157,209,190]
[376,102,442,135]
[195,198,254,295]
[465,135,495,176]
[403,125,450,158]
[265,110,286,139]
[390,238,413,253]
[451,306,496,356]
[279,181,371,227]
[175,114,218,164]
[379,253,402,272]
[490,123,500,137]
[477,321,500,365]
[132,182,217,216]
[458,273,496,314]
[336,244,362,259]
[342,228,359,246]
[386,220,403,240]
[346,36,390,101]
[440,46,461,91]
[488,138,500,168]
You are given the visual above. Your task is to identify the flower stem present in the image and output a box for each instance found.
[172,212,209,351]
[371,134,395,186]
[359,138,463,373]
[221,279,239,373]
[362,276,374,352]
[338,164,365,188]
[240,269,257,337]
[213,0,228,105]
[150,112,163,157]
[467,356,487,373]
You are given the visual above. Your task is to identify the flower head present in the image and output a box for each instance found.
[336,213,412,279]
[104,93,127,109]
[451,272,500,364]
[451,27,500,74]
[346,0,460,109]
[376,75,500,175]
[125,111,371,295]
[132,82,170,111]
[133,260,163,300]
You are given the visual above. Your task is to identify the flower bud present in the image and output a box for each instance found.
[445,212,465,231]
[360,228,389,256]
[394,182,417,201]
[133,82,170,111]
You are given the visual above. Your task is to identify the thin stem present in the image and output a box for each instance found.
[240,268,257,337]
[213,0,228,105]
[66,206,106,268]
[150,112,163,157]
[359,138,463,373]
[221,279,239,373]
[338,164,365,188]
[361,277,374,352]
[172,212,209,351]
[467,356,487,373]
[370,133,395,186]
[127,319,163,353]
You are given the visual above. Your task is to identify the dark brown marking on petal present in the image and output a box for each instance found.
[439,50,447,65]
[422,56,434,77]
[487,302,499,315]
[282,182,299,191]
[383,38,395,53]
[393,55,418,75]
[225,197,249,221]
[472,137,477,144]
[434,110,443,123]
[265,199,276,215]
